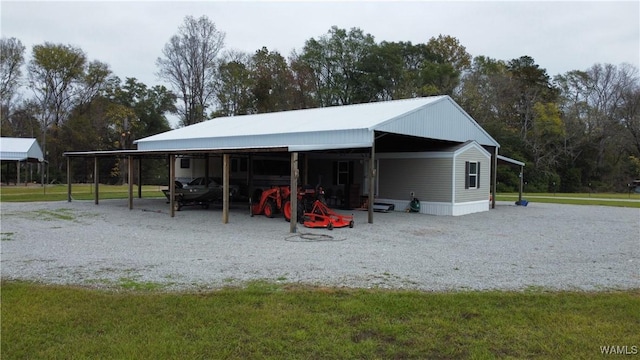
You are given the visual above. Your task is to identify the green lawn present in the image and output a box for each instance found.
[2,185,640,207]
[2,281,638,359]
[496,192,640,208]
[0,184,165,202]
[2,189,639,358]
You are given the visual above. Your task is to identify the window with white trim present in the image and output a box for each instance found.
[465,161,480,189]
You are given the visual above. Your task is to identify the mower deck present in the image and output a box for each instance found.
[303,200,354,230]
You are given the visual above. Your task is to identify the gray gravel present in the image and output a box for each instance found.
[1,199,639,291]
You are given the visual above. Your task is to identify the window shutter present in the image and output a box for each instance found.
[477,162,481,188]
[465,161,470,189]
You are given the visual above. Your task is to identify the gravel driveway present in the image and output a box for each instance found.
[1,199,638,291]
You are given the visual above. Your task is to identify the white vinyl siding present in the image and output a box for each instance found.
[455,147,490,203]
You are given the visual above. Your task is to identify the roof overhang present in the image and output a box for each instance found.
[64,146,291,158]
[497,154,525,167]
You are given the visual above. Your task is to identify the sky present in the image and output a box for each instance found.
[1,0,639,125]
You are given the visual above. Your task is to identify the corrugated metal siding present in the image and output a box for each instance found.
[138,129,373,151]
[376,98,498,147]
[378,157,452,202]
[135,96,499,152]
[455,147,491,203]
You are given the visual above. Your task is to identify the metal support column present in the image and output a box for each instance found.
[491,147,497,209]
[290,152,299,233]
[137,157,142,198]
[519,166,524,203]
[93,156,100,205]
[368,144,375,224]
[222,154,230,224]
[94,156,99,205]
[128,155,134,210]
[169,154,175,218]
[67,156,72,202]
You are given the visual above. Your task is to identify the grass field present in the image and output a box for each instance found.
[2,186,639,358]
[0,184,165,202]
[496,192,640,208]
[2,281,639,359]
[3,184,639,207]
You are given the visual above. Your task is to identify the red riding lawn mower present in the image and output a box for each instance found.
[250,185,354,230]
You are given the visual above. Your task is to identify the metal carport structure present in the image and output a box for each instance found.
[65,95,524,232]
[0,137,45,185]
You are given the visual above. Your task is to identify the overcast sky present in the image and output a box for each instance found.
[2,1,639,101]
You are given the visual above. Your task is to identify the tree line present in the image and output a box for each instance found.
[2,15,639,191]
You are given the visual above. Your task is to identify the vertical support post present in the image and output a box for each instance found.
[368,144,375,224]
[222,153,230,224]
[137,157,142,198]
[67,156,72,202]
[519,166,524,203]
[94,156,99,205]
[491,147,498,209]
[290,152,298,233]
[169,154,175,218]
[16,161,21,185]
[41,159,45,194]
[128,155,134,210]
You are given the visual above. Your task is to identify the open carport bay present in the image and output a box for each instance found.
[1,199,638,291]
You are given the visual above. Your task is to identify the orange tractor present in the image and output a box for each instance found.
[250,186,294,220]
[251,185,354,230]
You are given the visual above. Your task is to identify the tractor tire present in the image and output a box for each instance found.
[283,200,292,222]
[264,200,276,218]
[327,222,333,230]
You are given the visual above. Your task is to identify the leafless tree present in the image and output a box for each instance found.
[156,15,225,126]
[0,37,26,123]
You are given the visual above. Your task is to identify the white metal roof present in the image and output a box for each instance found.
[497,154,526,167]
[135,95,500,152]
[0,137,44,162]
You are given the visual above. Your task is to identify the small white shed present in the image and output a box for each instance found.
[0,137,45,184]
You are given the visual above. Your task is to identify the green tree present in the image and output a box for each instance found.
[214,51,253,116]
[28,43,87,128]
[289,51,320,109]
[423,34,471,95]
[27,42,90,182]
[298,26,376,106]
[529,102,565,174]
[109,77,175,137]
[250,47,295,113]
[353,41,406,102]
